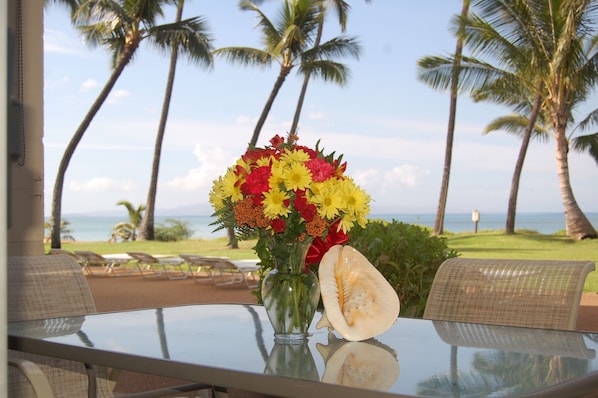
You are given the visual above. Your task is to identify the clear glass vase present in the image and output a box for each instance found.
[261,239,320,343]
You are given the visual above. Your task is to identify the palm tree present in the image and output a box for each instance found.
[480,90,549,234]
[288,0,350,137]
[138,0,214,241]
[475,0,597,239]
[44,218,74,241]
[116,200,145,241]
[418,0,598,239]
[417,0,470,236]
[49,0,214,248]
[214,0,361,147]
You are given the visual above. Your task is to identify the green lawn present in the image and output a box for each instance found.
[48,230,598,292]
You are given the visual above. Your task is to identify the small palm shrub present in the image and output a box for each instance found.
[154,219,194,242]
[348,219,458,318]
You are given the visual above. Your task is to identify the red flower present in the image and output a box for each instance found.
[305,158,334,182]
[306,220,349,266]
[241,166,271,196]
[269,134,285,149]
[270,218,286,233]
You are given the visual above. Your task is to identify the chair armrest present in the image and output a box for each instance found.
[8,358,54,398]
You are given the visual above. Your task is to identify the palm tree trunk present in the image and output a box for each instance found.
[505,89,543,233]
[50,46,137,248]
[139,0,184,241]
[554,126,596,239]
[433,0,469,236]
[289,9,325,137]
[249,66,292,147]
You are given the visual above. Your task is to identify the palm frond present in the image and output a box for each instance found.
[304,35,361,61]
[300,60,349,85]
[483,114,550,142]
[213,46,273,67]
[147,17,214,68]
[571,133,598,164]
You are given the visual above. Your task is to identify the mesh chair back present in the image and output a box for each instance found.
[8,255,113,397]
[423,258,595,330]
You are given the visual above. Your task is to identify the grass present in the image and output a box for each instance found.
[47,229,598,292]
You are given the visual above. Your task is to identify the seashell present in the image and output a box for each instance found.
[318,335,400,390]
[317,245,400,341]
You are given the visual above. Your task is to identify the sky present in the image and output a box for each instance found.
[42,1,598,217]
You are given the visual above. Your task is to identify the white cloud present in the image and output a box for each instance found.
[354,165,430,192]
[44,75,70,91]
[167,145,233,191]
[80,79,98,91]
[68,177,137,193]
[107,89,132,104]
[307,111,326,120]
[43,29,82,55]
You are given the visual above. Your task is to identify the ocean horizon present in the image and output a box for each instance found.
[51,212,598,242]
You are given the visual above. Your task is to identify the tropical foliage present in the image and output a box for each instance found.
[348,220,458,317]
[49,0,214,248]
[138,0,214,241]
[213,0,361,146]
[417,0,598,239]
[115,200,146,241]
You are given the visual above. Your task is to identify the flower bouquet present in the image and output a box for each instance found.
[210,134,370,341]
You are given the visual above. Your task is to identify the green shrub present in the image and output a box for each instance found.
[348,219,459,318]
[154,219,194,242]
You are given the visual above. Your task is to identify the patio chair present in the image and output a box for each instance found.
[196,257,260,289]
[74,250,135,277]
[8,255,213,398]
[49,248,80,261]
[8,255,116,397]
[178,253,217,283]
[126,252,188,280]
[423,257,595,330]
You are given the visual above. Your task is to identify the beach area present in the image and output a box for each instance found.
[56,212,598,242]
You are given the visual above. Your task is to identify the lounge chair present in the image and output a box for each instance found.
[178,253,217,283]
[74,250,135,277]
[127,252,188,280]
[424,257,596,330]
[198,256,259,288]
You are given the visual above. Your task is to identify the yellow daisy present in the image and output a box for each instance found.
[340,178,371,217]
[310,180,342,219]
[283,162,312,191]
[262,188,291,218]
[221,168,243,202]
[280,148,310,164]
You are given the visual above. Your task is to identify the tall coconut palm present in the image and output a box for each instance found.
[418,0,597,239]
[252,1,367,138]
[138,0,214,240]
[288,0,350,137]
[49,0,214,248]
[214,0,361,147]
[417,0,470,236]
[471,0,597,239]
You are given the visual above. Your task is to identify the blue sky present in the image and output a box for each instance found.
[42,1,597,217]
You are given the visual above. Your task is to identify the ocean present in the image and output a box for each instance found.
[53,212,598,242]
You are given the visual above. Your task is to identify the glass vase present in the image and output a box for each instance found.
[261,239,320,343]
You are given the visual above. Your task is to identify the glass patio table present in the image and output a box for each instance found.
[8,304,598,397]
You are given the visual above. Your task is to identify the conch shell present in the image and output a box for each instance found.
[317,333,400,391]
[317,245,400,341]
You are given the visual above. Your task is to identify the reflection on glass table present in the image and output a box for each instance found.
[8,304,598,398]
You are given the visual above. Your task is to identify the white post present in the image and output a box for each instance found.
[471,210,480,234]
